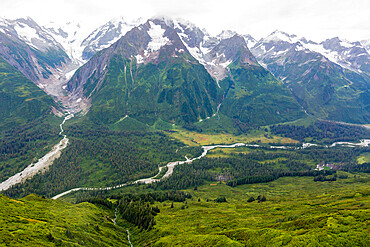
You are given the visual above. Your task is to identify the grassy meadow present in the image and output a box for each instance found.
[0,194,130,246]
[165,128,298,146]
[129,174,370,246]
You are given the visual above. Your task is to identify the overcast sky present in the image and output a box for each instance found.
[0,0,369,42]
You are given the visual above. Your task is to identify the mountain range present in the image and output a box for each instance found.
[1,15,369,247]
[0,16,369,129]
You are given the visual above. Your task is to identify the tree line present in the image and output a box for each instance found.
[270,121,370,144]
[80,190,191,230]
[4,123,196,198]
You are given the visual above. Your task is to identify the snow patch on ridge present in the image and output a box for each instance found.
[340,40,354,48]
[65,69,77,80]
[217,30,237,40]
[135,21,170,64]
[13,24,39,49]
[264,30,298,43]
[147,21,169,52]
[135,54,145,64]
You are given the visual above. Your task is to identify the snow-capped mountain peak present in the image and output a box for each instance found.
[243,34,257,49]
[264,30,298,43]
[43,20,89,65]
[146,20,170,52]
[80,16,144,61]
[217,30,238,40]
[252,30,370,76]
[0,16,62,52]
[361,39,370,54]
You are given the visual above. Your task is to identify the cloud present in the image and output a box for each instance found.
[0,0,369,41]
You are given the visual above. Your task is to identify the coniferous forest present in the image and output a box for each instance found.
[0,8,369,246]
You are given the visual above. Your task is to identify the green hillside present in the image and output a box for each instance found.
[220,62,305,127]
[0,56,55,131]
[0,56,62,184]
[0,194,130,246]
[141,175,370,246]
[56,171,370,247]
[84,55,217,127]
[266,51,370,124]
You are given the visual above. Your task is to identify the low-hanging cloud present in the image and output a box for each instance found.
[0,0,368,42]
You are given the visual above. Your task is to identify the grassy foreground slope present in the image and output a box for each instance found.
[0,194,129,246]
[131,175,370,246]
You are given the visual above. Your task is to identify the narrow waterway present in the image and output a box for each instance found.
[51,139,369,199]
[0,114,73,191]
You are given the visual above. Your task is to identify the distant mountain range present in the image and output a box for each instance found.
[251,31,370,123]
[0,16,369,129]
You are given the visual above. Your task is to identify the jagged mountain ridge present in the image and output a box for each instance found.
[251,30,370,123]
[252,30,370,76]
[0,16,368,125]
[66,17,304,127]
[0,17,70,82]
[67,18,219,125]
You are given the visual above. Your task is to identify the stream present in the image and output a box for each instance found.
[0,113,73,192]
[51,139,369,199]
[113,201,133,247]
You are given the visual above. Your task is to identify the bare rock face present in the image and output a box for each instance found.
[0,17,70,83]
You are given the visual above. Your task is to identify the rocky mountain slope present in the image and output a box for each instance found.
[0,17,70,83]
[251,31,370,123]
[0,16,368,125]
[0,56,55,130]
[66,18,305,127]
[67,18,219,126]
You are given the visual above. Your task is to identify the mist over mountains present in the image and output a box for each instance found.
[0,13,370,247]
[0,16,369,126]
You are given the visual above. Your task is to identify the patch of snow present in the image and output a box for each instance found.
[147,21,169,52]
[259,45,266,53]
[340,41,354,48]
[135,54,144,64]
[266,46,274,53]
[38,83,47,89]
[264,30,298,43]
[13,24,39,49]
[274,48,289,56]
[173,20,185,33]
[303,43,342,65]
[217,30,237,40]
[295,44,305,51]
[199,42,211,55]
[65,69,77,80]
[219,59,232,68]
[184,44,207,65]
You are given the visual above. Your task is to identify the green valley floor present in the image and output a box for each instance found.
[2,173,368,246]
